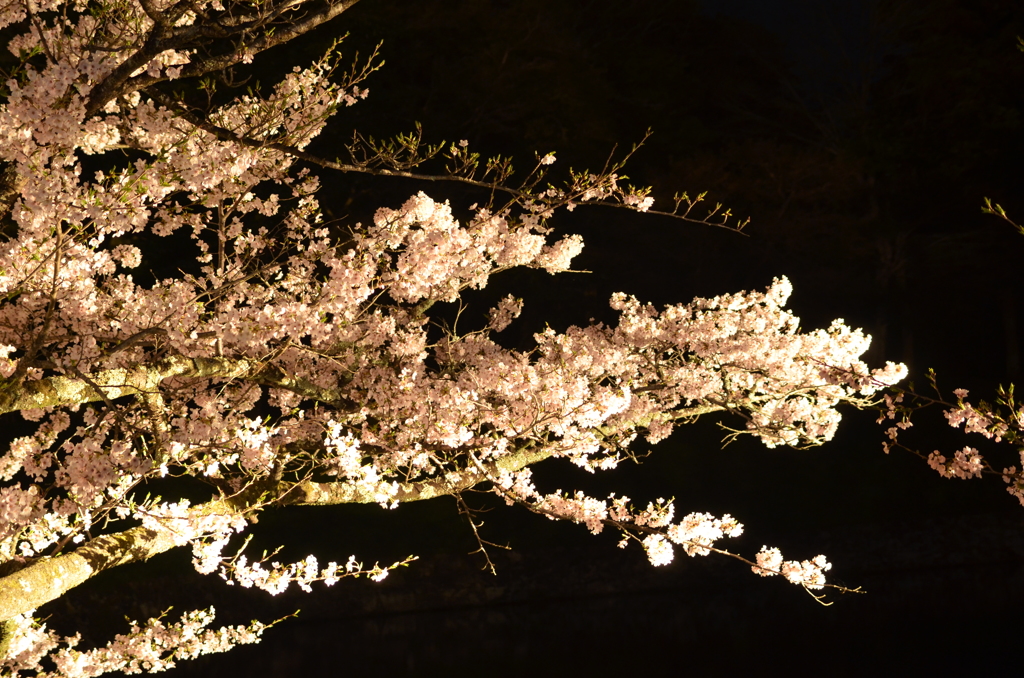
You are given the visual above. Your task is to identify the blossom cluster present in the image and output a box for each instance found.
[214,551,408,594]
[1,607,265,677]
[752,546,832,590]
[927,446,985,480]
[878,384,1024,505]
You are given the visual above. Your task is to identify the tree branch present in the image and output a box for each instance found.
[0,355,354,415]
[0,398,730,620]
[284,445,554,505]
[144,89,532,194]
[85,0,363,117]
[143,89,743,229]
[0,500,235,622]
[0,444,551,620]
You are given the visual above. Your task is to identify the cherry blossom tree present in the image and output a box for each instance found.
[0,0,907,674]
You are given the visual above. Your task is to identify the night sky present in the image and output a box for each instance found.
[43,0,1024,675]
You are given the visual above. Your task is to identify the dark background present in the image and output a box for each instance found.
[44,0,1024,674]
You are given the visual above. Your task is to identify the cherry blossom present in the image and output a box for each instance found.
[0,1,898,673]
[875,371,1024,505]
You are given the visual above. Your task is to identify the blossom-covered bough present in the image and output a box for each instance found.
[0,0,907,674]
[876,200,1024,507]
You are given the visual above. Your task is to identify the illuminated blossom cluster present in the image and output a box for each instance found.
[2,608,265,678]
[752,547,832,589]
[927,447,985,479]
[496,476,748,567]
[217,553,398,595]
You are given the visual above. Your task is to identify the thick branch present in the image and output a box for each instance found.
[82,22,174,118]
[85,0,363,117]
[0,500,234,622]
[0,355,352,415]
